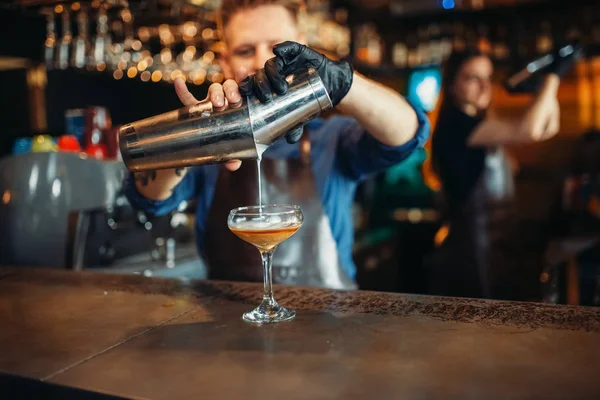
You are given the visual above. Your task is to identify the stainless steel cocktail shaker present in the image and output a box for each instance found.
[118,68,332,172]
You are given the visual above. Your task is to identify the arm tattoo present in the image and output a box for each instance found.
[175,167,187,177]
[134,170,157,187]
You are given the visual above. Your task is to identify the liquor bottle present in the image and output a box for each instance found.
[91,7,112,68]
[429,23,442,64]
[536,20,553,55]
[515,22,530,61]
[71,6,90,68]
[417,25,431,65]
[452,22,465,51]
[42,8,56,69]
[406,32,419,67]
[492,24,510,62]
[392,41,408,68]
[355,24,382,66]
[440,23,453,61]
[476,23,491,55]
[464,24,478,49]
[56,8,72,69]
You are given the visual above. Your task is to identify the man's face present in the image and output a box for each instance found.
[220,5,301,79]
[450,56,493,113]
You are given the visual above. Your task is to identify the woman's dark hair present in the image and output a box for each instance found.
[441,47,488,100]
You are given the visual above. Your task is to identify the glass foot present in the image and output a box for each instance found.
[242,299,296,324]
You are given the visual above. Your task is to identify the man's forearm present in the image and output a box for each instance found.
[337,73,419,147]
[134,168,188,201]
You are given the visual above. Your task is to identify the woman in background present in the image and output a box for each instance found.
[429,47,576,300]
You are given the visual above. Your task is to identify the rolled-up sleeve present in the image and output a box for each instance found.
[123,169,201,216]
[337,98,430,181]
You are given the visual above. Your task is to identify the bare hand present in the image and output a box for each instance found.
[173,67,249,172]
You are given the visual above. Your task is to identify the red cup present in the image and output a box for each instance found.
[57,135,82,152]
[85,143,108,160]
[84,106,111,149]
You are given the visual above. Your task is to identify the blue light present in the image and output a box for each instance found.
[442,0,455,9]
[407,68,442,112]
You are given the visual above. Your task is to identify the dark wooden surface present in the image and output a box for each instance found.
[1,267,600,400]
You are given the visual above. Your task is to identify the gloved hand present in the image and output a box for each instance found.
[239,41,354,143]
[505,41,583,94]
[548,41,584,78]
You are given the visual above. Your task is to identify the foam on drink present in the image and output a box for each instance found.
[230,220,301,251]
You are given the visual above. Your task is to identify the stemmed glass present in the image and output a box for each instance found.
[228,204,303,324]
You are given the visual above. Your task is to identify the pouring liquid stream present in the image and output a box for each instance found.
[256,143,269,216]
[257,158,262,214]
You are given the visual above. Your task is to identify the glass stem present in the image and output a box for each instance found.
[260,250,275,305]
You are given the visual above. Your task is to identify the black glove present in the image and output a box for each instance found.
[548,41,584,78]
[239,41,354,143]
[505,41,583,94]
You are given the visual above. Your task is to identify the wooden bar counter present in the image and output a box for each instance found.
[1,267,599,399]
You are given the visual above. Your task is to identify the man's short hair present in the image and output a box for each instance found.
[219,0,304,31]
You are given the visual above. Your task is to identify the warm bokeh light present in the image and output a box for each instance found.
[141,71,151,82]
[127,66,138,78]
[577,61,592,129]
[2,190,11,205]
[137,60,147,71]
[434,224,449,247]
[159,24,174,45]
[202,28,214,40]
[184,22,198,37]
[54,5,63,13]
[138,27,150,42]
[182,51,194,63]
[71,2,81,11]
[160,48,172,64]
[202,51,215,63]
[151,70,162,82]
[189,69,207,86]
[118,60,127,70]
[113,69,123,80]
[209,72,223,83]
[171,70,184,80]
[159,24,170,34]
[132,40,142,51]
[96,62,106,72]
[121,9,132,23]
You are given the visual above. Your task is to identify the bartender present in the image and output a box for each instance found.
[123,0,430,290]
[429,47,578,299]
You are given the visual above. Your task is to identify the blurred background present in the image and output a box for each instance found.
[1,0,600,306]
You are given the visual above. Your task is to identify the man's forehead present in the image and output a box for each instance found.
[224,5,298,47]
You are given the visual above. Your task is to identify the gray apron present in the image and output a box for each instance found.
[203,133,357,290]
[430,146,521,299]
